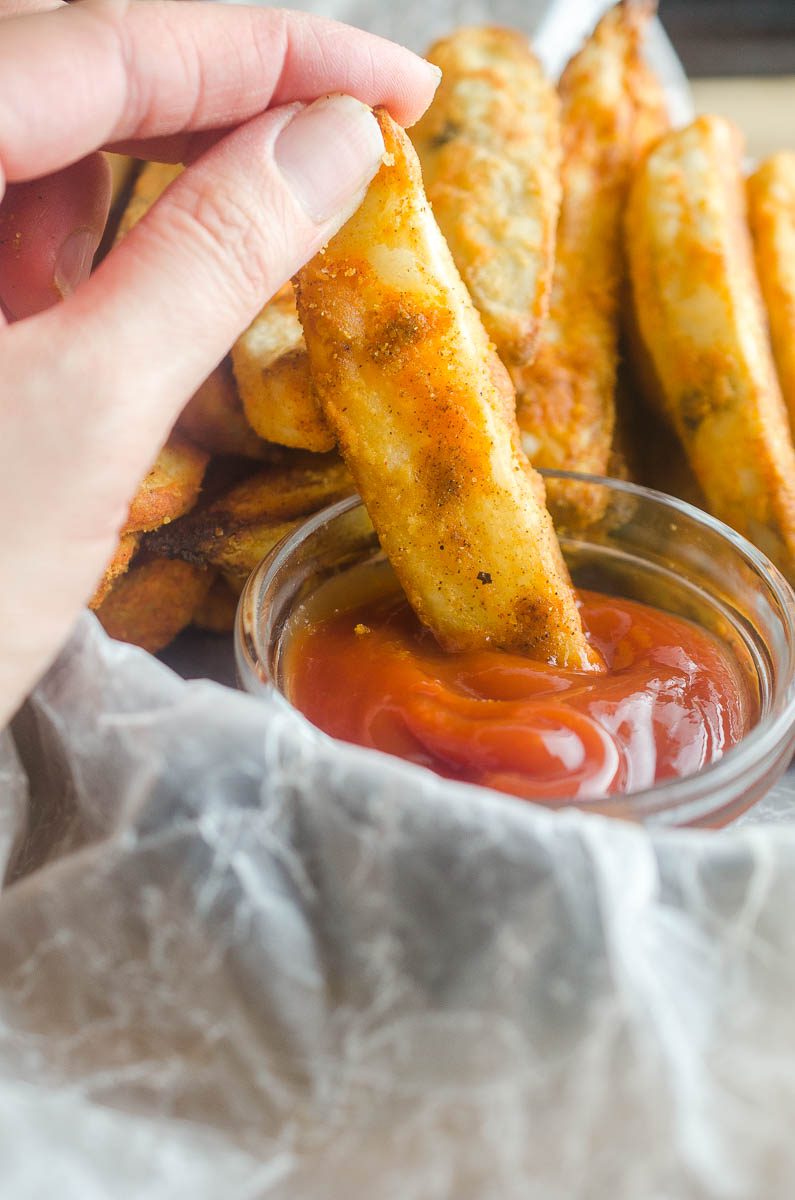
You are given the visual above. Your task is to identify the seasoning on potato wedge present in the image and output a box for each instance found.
[512,0,668,520]
[626,115,795,579]
[411,25,561,369]
[123,435,209,536]
[146,454,354,587]
[96,558,213,653]
[295,109,599,670]
[89,532,141,610]
[747,152,795,433]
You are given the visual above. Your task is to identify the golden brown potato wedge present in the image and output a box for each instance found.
[147,454,354,585]
[114,161,183,242]
[192,575,241,634]
[615,378,707,509]
[105,153,136,208]
[89,532,141,610]
[295,110,597,669]
[748,152,795,431]
[176,358,279,461]
[123,436,209,536]
[96,557,213,653]
[232,284,334,452]
[96,153,138,256]
[513,1,668,519]
[411,26,561,368]
[626,115,795,578]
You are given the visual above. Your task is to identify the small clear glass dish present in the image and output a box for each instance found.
[235,472,795,827]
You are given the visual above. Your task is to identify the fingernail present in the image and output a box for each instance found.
[275,95,385,225]
[54,228,100,299]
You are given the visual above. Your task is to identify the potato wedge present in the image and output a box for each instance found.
[105,153,136,208]
[123,435,209,536]
[96,557,213,653]
[748,152,795,431]
[192,575,241,634]
[177,358,278,461]
[89,532,141,610]
[114,161,183,242]
[626,116,795,578]
[411,26,560,368]
[512,1,668,520]
[92,434,208,608]
[232,284,334,452]
[146,454,354,585]
[295,110,597,669]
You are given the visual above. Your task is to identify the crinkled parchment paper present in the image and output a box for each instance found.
[3,4,795,1197]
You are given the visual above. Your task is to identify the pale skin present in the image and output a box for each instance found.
[0,0,440,726]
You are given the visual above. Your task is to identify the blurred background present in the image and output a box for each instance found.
[661,0,794,75]
[246,0,794,159]
[662,0,795,159]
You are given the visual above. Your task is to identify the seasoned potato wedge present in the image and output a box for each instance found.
[232,285,334,452]
[411,25,561,368]
[96,558,213,653]
[295,110,597,669]
[748,152,795,430]
[146,454,354,585]
[89,532,141,610]
[177,359,278,461]
[513,0,668,519]
[123,435,209,536]
[626,115,795,578]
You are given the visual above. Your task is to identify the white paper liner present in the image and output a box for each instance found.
[3,613,795,1197]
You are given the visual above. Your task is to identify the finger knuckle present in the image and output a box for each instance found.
[174,178,281,311]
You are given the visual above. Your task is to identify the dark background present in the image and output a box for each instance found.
[660,0,795,76]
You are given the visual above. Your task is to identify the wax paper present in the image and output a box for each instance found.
[4,3,795,1197]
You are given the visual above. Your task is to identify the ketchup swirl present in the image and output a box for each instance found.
[285,580,753,806]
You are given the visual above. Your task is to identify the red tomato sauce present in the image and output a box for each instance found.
[285,577,753,805]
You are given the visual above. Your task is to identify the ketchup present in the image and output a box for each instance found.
[285,568,753,805]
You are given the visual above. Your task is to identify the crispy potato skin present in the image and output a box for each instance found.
[411,26,560,368]
[96,558,213,653]
[123,435,209,536]
[146,454,354,584]
[92,432,208,607]
[513,1,668,518]
[626,116,795,577]
[89,532,141,610]
[748,152,795,431]
[295,110,597,669]
[232,284,335,452]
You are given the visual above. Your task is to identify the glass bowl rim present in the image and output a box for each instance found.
[237,469,795,824]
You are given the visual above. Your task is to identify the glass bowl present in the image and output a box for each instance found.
[235,471,795,828]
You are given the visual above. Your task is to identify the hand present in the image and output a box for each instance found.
[0,0,439,726]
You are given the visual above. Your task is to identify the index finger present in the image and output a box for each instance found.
[0,0,440,184]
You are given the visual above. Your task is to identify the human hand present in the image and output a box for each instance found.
[0,0,439,725]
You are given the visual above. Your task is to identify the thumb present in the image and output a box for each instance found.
[0,95,384,723]
[18,94,384,464]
